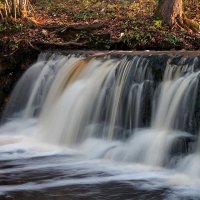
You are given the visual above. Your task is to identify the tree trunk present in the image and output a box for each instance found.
[11,0,17,19]
[156,0,183,26]
[0,0,32,20]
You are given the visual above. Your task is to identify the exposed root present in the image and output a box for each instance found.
[176,14,200,33]
[32,41,88,49]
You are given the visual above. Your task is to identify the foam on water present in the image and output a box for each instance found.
[0,122,199,199]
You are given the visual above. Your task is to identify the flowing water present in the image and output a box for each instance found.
[0,52,200,199]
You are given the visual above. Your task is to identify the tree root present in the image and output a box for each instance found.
[176,14,200,33]
[39,23,104,33]
[31,41,88,49]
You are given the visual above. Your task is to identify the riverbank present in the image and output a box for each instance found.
[0,0,199,57]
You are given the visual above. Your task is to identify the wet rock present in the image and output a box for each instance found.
[0,49,39,117]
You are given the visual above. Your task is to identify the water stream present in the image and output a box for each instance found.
[0,52,200,199]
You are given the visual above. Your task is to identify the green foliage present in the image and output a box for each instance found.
[73,11,98,20]
[89,34,111,49]
[121,30,142,48]
[133,33,141,41]
[120,1,128,9]
[150,20,163,29]
[0,24,7,32]
[164,34,180,45]
[153,20,162,28]
[14,22,21,29]
[0,21,22,33]
[104,44,111,50]
[9,40,20,51]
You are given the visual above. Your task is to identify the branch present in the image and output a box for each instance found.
[32,41,88,49]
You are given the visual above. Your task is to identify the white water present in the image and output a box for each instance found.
[0,123,200,199]
[1,53,200,199]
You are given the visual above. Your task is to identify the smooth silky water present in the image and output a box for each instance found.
[0,52,200,199]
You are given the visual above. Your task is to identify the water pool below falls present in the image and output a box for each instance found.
[0,52,200,200]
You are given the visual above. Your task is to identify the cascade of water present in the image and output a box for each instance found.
[22,55,65,118]
[39,55,154,145]
[77,56,200,167]
[2,54,82,121]
[143,59,200,166]
[152,58,198,130]
[2,52,200,171]
[40,57,120,145]
[105,56,153,140]
[85,56,153,141]
[176,131,200,178]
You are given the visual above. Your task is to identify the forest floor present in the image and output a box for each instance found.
[0,0,200,56]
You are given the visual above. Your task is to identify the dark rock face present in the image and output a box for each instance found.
[0,51,39,117]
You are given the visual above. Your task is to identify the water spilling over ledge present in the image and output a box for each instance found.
[0,51,200,200]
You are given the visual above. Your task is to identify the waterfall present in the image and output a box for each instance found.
[2,54,82,121]
[136,58,200,166]
[39,55,154,145]
[2,52,200,172]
